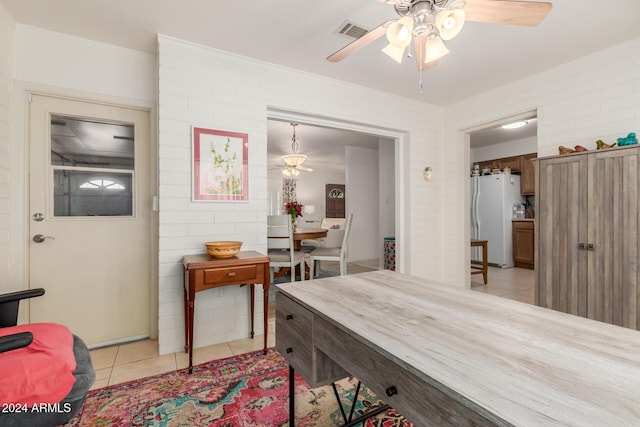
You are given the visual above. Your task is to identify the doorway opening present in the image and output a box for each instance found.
[465,110,538,289]
[266,108,405,273]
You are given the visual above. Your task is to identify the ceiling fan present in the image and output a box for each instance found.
[328,0,552,73]
[275,123,314,176]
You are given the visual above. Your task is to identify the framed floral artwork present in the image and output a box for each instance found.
[192,127,249,201]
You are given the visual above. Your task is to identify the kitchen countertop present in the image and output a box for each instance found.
[512,218,535,222]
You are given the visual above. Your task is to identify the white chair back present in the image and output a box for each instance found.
[339,214,354,258]
[267,215,293,251]
[267,215,305,282]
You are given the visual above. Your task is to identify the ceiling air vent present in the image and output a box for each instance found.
[334,20,369,40]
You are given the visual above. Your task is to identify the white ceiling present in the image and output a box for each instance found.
[3,0,640,106]
[4,0,638,171]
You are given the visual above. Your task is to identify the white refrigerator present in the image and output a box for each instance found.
[470,174,523,268]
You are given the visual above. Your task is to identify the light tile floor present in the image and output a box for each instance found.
[88,260,376,390]
[470,265,535,304]
[89,262,534,390]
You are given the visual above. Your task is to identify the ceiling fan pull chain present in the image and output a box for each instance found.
[418,70,424,93]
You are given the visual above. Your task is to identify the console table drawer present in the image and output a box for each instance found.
[313,316,498,426]
[201,265,258,288]
[275,293,313,380]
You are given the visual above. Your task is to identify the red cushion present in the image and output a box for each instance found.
[0,323,77,405]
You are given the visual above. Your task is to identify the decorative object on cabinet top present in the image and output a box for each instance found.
[617,132,638,147]
[558,132,637,155]
[596,139,617,150]
[558,145,575,155]
[204,241,242,258]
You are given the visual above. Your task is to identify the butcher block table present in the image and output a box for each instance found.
[183,251,269,373]
[276,270,640,426]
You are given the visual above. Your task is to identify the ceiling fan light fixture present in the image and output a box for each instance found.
[382,16,414,63]
[424,35,449,63]
[282,167,300,177]
[435,8,465,40]
[281,153,307,167]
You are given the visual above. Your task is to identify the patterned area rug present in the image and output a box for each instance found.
[66,348,412,426]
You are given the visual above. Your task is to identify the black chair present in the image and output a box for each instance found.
[0,288,95,426]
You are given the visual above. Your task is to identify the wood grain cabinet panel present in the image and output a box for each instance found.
[313,315,496,426]
[512,221,534,269]
[475,159,498,171]
[536,146,640,330]
[275,293,314,381]
[203,265,258,287]
[498,155,521,172]
[520,153,536,195]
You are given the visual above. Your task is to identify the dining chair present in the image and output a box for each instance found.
[308,213,353,278]
[267,215,306,282]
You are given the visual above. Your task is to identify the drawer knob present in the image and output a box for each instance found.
[227,272,237,277]
[286,314,293,320]
[385,386,398,397]
[286,347,293,354]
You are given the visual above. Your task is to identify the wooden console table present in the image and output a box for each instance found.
[277,270,640,426]
[183,251,269,373]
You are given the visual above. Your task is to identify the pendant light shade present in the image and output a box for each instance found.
[282,167,300,177]
[435,8,466,40]
[281,123,307,167]
[282,153,307,167]
[382,16,414,63]
[424,35,449,63]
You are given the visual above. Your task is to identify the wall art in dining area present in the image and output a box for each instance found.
[192,126,248,201]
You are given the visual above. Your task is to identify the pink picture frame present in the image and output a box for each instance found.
[192,127,249,201]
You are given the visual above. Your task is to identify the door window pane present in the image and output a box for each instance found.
[53,171,133,216]
[51,115,135,217]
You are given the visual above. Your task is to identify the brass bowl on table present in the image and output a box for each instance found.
[205,241,242,258]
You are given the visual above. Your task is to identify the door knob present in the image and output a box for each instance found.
[32,234,55,243]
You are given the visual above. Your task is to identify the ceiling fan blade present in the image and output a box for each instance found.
[297,165,314,172]
[327,20,395,63]
[413,34,439,71]
[464,0,552,27]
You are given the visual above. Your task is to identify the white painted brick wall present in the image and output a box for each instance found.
[445,35,640,289]
[0,4,13,291]
[157,35,445,354]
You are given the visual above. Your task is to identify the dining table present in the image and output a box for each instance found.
[292,228,327,251]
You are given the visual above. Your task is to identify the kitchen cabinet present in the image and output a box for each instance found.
[475,159,498,171]
[498,156,521,172]
[520,152,536,195]
[473,153,537,195]
[536,146,640,330]
[512,220,534,269]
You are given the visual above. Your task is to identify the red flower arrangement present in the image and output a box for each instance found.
[285,201,304,218]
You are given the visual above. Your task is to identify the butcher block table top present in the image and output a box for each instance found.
[276,270,640,426]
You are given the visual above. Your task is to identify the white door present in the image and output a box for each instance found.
[28,94,151,347]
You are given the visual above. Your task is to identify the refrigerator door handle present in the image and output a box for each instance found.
[471,177,480,240]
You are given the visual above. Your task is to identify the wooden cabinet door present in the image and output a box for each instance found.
[520,153,537,195]
[587,149,640,329]
[498,156,522,172]
[513,221,534,269]
[536,156,588,317]
[475,159,498,171]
